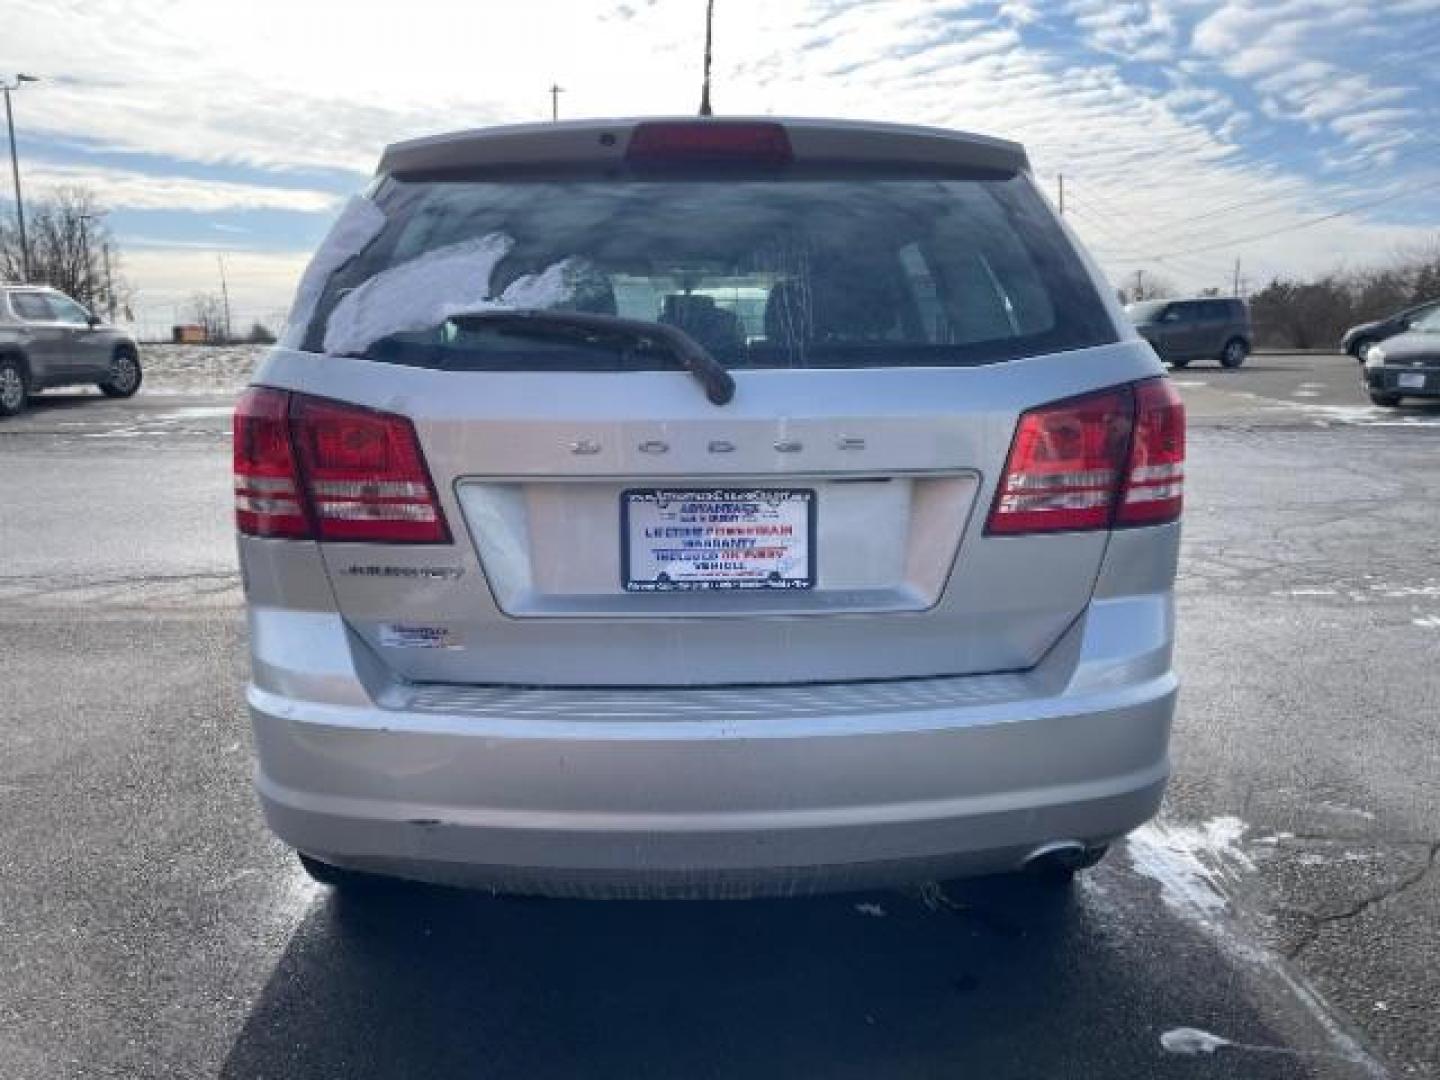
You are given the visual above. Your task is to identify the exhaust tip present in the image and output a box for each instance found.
[1021,840,1092,877]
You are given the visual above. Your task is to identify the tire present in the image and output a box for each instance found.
[1219,337,1248,369]
[1167,357,1191,369]
[0,356,29,418]
[99,347,143,398]
[1368,390,1403,408]
[1351,337,1376,362]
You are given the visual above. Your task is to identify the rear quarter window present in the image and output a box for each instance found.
[304,172,1117,370]
[9,292,54,321]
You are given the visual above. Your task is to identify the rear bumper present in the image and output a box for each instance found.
[247,586,1178,897]
[1366,366,1440,396]
[255,716,1169,898]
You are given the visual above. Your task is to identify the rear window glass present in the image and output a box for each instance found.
[304,174,1116,370]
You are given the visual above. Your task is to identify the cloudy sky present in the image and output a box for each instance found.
[4,0,1438,334]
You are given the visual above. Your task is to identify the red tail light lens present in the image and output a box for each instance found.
[290,396,451,544]
[987,387,1134,535]
[233,389,450,544]
[1117,378,1185,526]
[986,378,1185,535]
[234,387,309,539]
[626,121,793,166]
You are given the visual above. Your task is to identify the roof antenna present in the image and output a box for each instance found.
[698,0,715,116]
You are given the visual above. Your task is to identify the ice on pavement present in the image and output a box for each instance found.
[1160,1027,1231,1055]
[321,234,578,356]
[1131,819,1388,1077]
[1127,815,1253,918]
[280,195,387,349]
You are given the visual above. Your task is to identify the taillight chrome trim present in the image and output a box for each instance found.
[313,501,440,522]
[308,479,430,499]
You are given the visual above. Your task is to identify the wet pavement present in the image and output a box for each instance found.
[1,351,1436,1078]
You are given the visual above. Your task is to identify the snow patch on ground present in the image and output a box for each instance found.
[1160,1027,1231,1055]
[1296,850,1380,867]
[1130,818,1388,1078]
[1381,584,1440,597]
[1262,399,1440,426]
[134,344,261,395]
[156,405,234,420]
[1127,816,1254,919]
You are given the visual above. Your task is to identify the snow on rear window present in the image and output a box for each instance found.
[321,234,578,356]
[301,175,1116,369]
[279,195,386,349]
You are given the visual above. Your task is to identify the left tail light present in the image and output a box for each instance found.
[233,388,451,544]
[233,387,309,539]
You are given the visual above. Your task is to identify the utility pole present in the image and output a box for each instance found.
[1135,268,1144,299]
[78,214,93,305]
[1057,173,1064,216]
[217,253,232,343]
[699,0,715,116]
[549,83,564,122]
[102,242,116,321]
[2,74,40,283]
[1232,256,1241,298]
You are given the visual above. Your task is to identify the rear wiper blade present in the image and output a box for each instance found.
[449,309,736,406]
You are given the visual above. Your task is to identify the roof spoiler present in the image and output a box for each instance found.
[378,116,1029,178]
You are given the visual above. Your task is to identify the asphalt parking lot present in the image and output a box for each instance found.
[1,349,1437,1079]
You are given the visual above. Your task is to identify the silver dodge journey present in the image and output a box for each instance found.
[236,117,1183,897]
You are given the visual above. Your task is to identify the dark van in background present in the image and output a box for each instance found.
[1126,297,1251,369]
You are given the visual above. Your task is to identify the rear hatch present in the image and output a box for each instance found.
[254,118,1161,688]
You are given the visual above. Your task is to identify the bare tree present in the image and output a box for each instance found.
[186,293,229,342]
[0,186,130,315]
[1118,271,1177,304]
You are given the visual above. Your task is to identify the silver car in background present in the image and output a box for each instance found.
[236,117,1183,898]
[0,285,142,417]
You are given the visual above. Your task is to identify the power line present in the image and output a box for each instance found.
[1060,140,1440,254]
[1102,176,1440,262]
[1068,204,1237,280]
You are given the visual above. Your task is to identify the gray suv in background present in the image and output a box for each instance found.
[1126,297,1251,369]
[0,285,143,417]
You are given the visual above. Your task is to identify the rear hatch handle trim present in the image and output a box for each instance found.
[452,309,737,405]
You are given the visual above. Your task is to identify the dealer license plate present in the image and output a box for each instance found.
[622,488,816,592]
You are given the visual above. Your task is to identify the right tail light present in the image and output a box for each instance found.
[1116,378,1185,527]
[233,388,451,544]
[986,377,1184,535]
